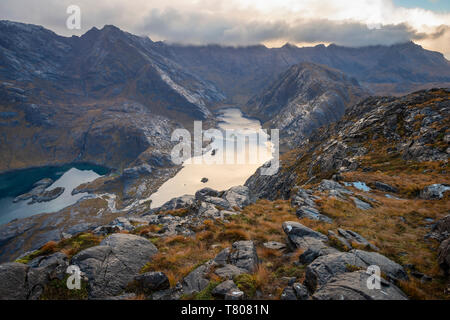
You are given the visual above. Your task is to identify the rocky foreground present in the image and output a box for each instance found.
[0,89,448,300]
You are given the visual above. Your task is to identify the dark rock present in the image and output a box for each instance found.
[134,272,170,292]
[280,287,297,300]
[229,241,259,273]
[201,177,209,183]
[374,181,398,193]
[438,238,450,276]
[222,186,251,209]
[293,283,309,300]
[195,187,219,201]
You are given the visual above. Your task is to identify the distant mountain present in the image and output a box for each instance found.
[244,62,368,144]
[0,21,225,120]
[166,41,450,103]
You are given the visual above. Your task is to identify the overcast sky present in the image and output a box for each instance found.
[1,0,449,58]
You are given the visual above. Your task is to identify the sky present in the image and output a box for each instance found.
[1,0,449,59]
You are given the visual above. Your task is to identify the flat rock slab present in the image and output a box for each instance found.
[312,271,408,300]
[72,233,158,299]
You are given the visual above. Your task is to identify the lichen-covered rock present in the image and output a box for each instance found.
[420,184,450,200]
[71,234,158,298]
[312,271,408,300]
[229,241,259,273]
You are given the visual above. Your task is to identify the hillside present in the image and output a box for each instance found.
[1,89,447,300]
[244,62,368,144]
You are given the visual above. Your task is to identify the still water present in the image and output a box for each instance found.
[0,164,108,225]
[148,108,273,208]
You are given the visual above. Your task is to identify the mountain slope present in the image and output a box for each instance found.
[244,62,368,144]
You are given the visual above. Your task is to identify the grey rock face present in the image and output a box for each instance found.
[211,280,238,299]
[296,206,333,223]
[312,271,408,300]
[420,184,450,200]
[351,197,372,210]
[222,186,250,209]
[229,241,259,273]
[0,254,68,300]
[182,262,213,295]
[71,234,158,298]
[214,264,247,279]
[134,272,170,292]
[244,160,297,201]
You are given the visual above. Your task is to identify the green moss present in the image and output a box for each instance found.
[14,249,43,264]
[56,232,102,257]
[40,275,89,300]
[273,265,305,279]
[234,274,257,298]
[194,281,220,300]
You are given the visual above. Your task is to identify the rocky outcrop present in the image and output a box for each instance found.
[71,233,158,299]
[304,250,408,292]
[312,271,408,300]
[0,252,68,300]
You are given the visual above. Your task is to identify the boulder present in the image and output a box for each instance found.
[336,229,379,251]
[296,206,333,223]
[71,234,158,298]
[374,182,398,193]
[263,241,286,251]
[438,238,450,276]
[305,250,408,292]
[182,262,213,295]
[229,241,259,273]
[282,221,328,243]
[293,283,309,300]
[134,272,170,292]
[158,195,197,211]
[222,186,250,209]
[195,187,219,201]
[280,287,297,300]
[426,214,450,242]
[351,197,372,210]
[312,271,408,300]
[420,184,450,200]
[215,265,247,279]
[211,280,238,299]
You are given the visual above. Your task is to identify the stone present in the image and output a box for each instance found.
[229,241,259,272]
[201,177,209,183]
[312,271,408,300]
[182,262,213,295]
[293,282,309,300]
[224,290,244,300]
[280,287,297,300]
[134,271,170,292]
[337,229,379,251]
[71,233,158,298]
[28,252,69,280]
[222,186,250,209]
[438,238,450,276]
[211,280,238,299]
[420,184,450,200]
[425,215,450,242]
[296,206,333,223]
[195,187,219,201]
[304,250,408,292]
[213,248,231,266]
[158,195,196,211]
[351,197,372,210]
[215,264,247,279]
[374,181,398,193]
[202,196,231,209]
[263,241,286,251]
